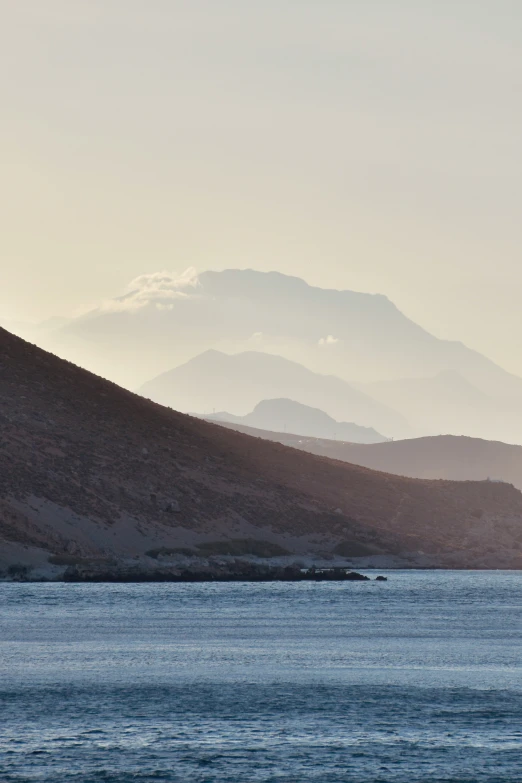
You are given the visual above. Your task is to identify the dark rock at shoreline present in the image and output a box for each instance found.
[61,563,371,583]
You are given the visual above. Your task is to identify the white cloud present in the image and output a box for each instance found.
[100,268,200,312]
[318,334,340,346]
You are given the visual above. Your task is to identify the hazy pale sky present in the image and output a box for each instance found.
[2,1,522,373]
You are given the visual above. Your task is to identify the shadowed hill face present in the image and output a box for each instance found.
[2,327,522,570]
[138,350,410,439]
[339,435,522,488]
[207,398,386,444]
[320,435,522,490]
[203,421,522,493]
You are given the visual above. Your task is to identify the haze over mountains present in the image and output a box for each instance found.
[205,399,386,444]
[360,371,522,444]
[139,350,409,439]
[3,325,522,576]
[11,267,522,443]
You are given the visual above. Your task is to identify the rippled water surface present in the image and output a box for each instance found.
[1,571,522,782]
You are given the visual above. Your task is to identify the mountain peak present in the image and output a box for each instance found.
[139,349,410,438]
[43,266,522,442]
[198,268,393,308]
[217,397,386,444]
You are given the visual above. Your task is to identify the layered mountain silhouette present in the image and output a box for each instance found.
[206,398,386,444]
[3,325,522,574]
[138,350,410,438]
[27,268,522,441]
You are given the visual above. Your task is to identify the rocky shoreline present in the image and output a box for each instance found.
[3,560,387,583]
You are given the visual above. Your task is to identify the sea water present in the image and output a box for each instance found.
[1,570,522,782]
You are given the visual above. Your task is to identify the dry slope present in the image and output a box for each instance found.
[1,327,522,572]
[208,422,522,491]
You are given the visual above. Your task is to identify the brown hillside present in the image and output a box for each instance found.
[1,327,522,570]
[208,421,522,491]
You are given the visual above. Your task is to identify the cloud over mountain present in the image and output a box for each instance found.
[35,267,522,442]
[101,268,200,312]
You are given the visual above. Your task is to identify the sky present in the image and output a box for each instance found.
[2,1,522,373]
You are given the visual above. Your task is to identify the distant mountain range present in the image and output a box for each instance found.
[3,325,522,576]
[204,398,386,444]
[139,349,410,438]
[18,267,522,442]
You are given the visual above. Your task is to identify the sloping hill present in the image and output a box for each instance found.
[2,327,522,575]
[206,421,522,491]
[206,398,386,444]
[333,435,522,488]
[138,350,410,438]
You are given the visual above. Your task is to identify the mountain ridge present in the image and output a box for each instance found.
[202,420,522,491]
[138,349,411,438]
[39,268,522,391]
[205,398,386,444]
